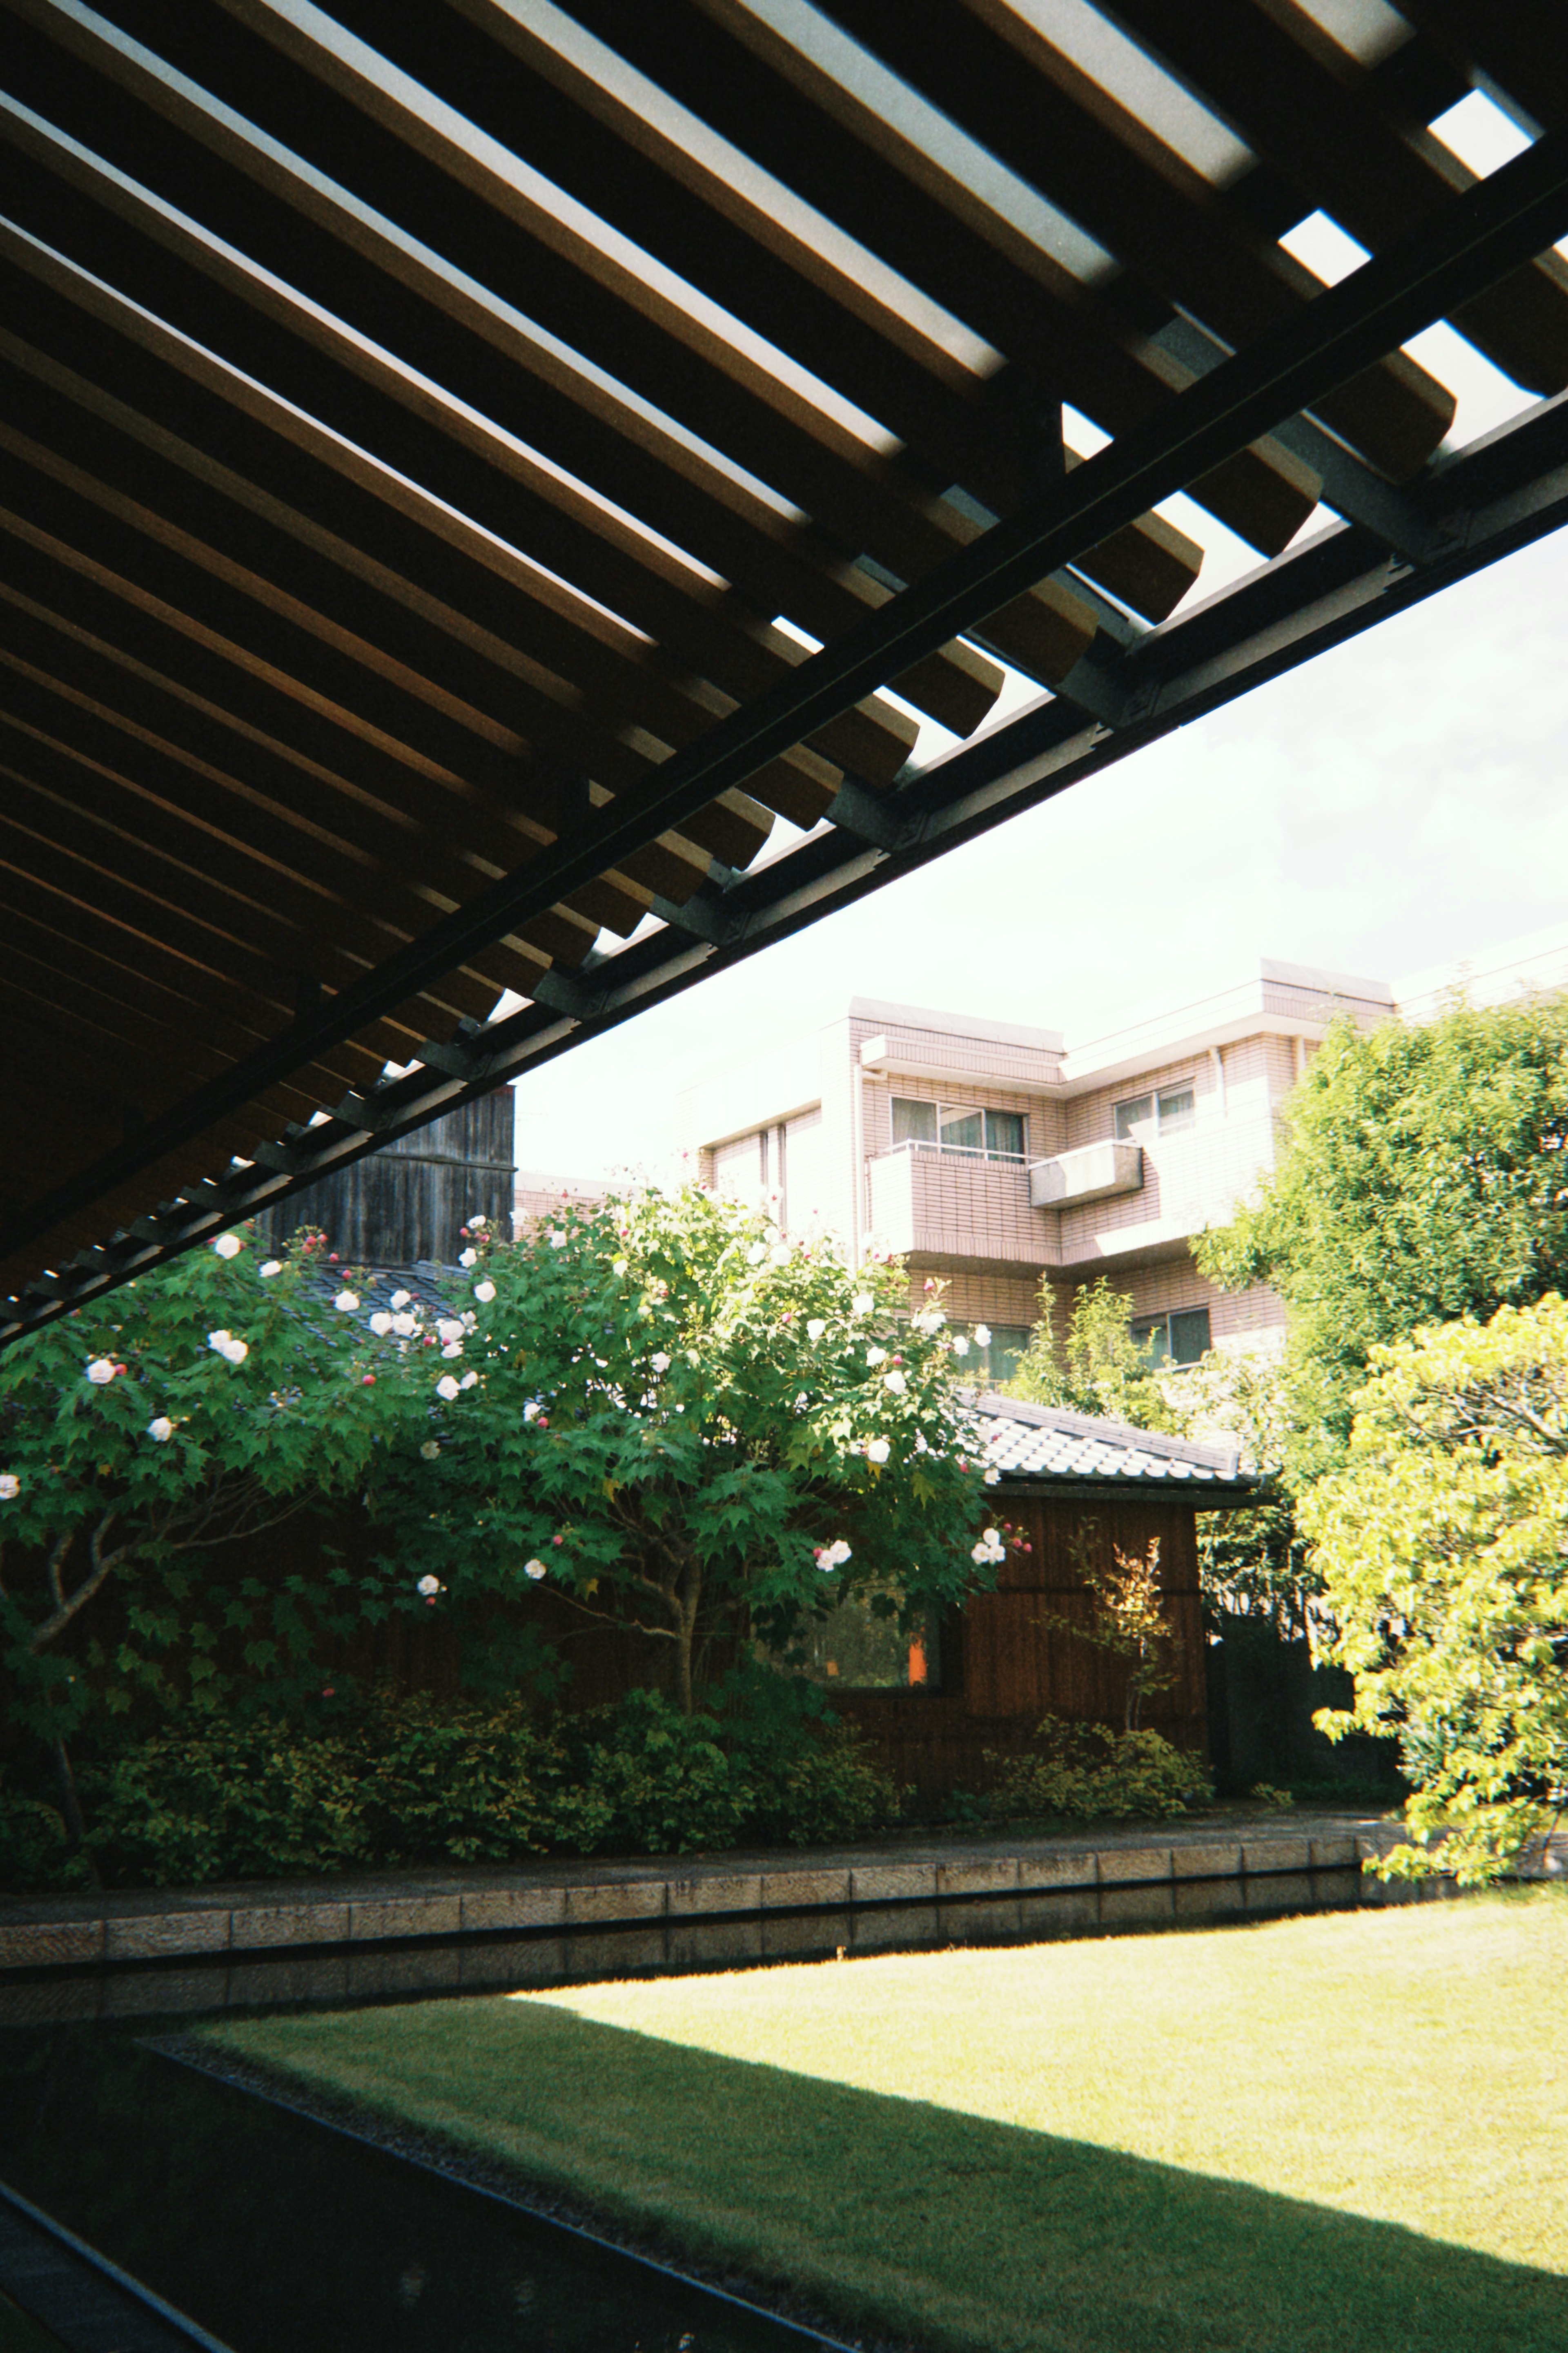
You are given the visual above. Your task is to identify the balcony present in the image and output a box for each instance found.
[866,1140,1046,1274]
[1028,1139,1143,1209]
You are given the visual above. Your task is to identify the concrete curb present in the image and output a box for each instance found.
[0,1827,1368,1974]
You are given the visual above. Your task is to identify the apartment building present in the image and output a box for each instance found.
[678,923,1568,1385]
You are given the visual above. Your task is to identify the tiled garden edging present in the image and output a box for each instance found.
[0,1817,1381,1975]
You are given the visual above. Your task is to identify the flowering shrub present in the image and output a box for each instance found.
[981,1718,1212,1823]
[0,1225,421,1765]
[387,1185,997,1714]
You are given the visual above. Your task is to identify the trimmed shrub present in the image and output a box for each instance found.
[0,1685,911,1890]
[358,1695,582,1863]
[565,1689,757,1855]
[983,1718,1212,1824]
[0,1775,86,1894]
[753,1723,902,1848]
[81,1720,372,1887]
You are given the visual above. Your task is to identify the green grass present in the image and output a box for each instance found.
[204,1888,1568,2353]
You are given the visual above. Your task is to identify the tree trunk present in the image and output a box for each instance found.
[672,1555,703,1716]
[51,1735,102,1892]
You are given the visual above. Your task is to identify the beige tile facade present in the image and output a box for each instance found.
[666,926,1566,1369]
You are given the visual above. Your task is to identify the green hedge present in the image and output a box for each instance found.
[982,1718,1213,1824]
[0,1689,902,1891]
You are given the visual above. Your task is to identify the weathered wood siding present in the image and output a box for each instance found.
[833,1495,1208,1799]
[257,1092,514,1265]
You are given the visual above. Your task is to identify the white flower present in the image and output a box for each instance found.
[470,1214,488,1230]
[259,1260,283,1280]
[911,1309,945,1334]
[548,1230,567,1250]
[0,1473,19,1500]
[390,1289,412,1310]
[974,1323,992,1347]
[420,1440,441,1459]
[85,1357,117,1385]
[813,1537,853,1573]
[972,1528,1006,1566]
[524,1558,548,1581]
[806,1318,826,1342]
[206,1332,233,1359]
[416,1575,442,1597]
[459,1247,478,1267]
[612,1258,628,1277]
[441,1341,463,1360]
[212,1232,242,1260]
[459,1371,479,1389]
[884,1369,907,1394]
[853,1291,873,1317]
[461,1311,477,1331]
[473,1280,497,1304]
[951,1334,970,1356]
[915,1432,928,1453]
[650,1352,671,1374]
[391,1312,419,1337]
[334,1289,359,1313]
[865,1345,887,1367]
[223,1338,249,1364]
[746,1241,767,1265]
[146,1417,174,1443]
[436,1319,466,1344]
[866,1436,891,1465]
[984,1466,1001,1485]
[369,1311,393,1337]
[523,1401,542,1422]
[436,1374,461,1401]
[770,1242,791,1265]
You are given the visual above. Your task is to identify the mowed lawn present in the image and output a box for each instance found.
[206,1888,1568,2353]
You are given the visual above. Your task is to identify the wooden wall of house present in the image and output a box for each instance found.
[256,1091,514,1266]
[831,1494,1208,1802]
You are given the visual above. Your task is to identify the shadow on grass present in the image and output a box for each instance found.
[207,1997,1567,2353]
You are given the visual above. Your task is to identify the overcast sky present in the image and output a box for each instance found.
[513,96,1568,1187]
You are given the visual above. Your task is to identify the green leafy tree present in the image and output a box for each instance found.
[1197,998,1568,1475]
[385,1185,998,1714]
[1005,1277,1182,1430]
[1303,1296,1568,1882]
[0,1227,414,1835]
[1160,1350,1319,1641]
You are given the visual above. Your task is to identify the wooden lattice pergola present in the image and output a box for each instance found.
[3,0,1567,1338]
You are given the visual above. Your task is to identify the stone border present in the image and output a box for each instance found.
[0,1833,1361,1975]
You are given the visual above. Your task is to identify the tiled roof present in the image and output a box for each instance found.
[967,1393,1257,1502]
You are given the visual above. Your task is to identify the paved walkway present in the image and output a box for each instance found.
[1,1809,1391,1974]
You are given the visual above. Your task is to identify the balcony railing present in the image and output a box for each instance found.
[875,1137,1027,1169]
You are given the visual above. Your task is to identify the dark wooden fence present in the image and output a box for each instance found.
[255,1091,514,1265]
[832,1495,1208,1802]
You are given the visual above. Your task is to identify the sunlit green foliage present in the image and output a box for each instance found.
[1305,1297,1568,1882]
[1197,998,1568,1476]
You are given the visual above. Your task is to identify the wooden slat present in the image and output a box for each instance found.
[613,0,1320,553]
[835,0,1454,479]
[1109,0,1568,399]
[1,1,1016,721]
[357,0,1205,625]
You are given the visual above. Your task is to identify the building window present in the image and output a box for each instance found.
[1131,1306,1211,1366]
[1114,1084,1195,1140]
[967,1323,1029,1384]
[891,1097,1027,1162]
